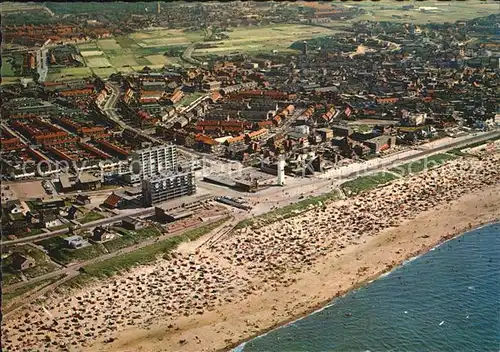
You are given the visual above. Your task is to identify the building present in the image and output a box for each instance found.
[63,235,90,249]
[331,125,353,137]
[142,169,196,206]
[277,158,286,186]
[155,206,194,223]
[401,112,427,127]
[121,216,145,230]
[128,144,178,183]
[103,188,142,209]
[364,135,397,153]
[92,227,117,242]
[10,253,36,271]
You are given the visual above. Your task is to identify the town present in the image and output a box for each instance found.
[1,2,499,352]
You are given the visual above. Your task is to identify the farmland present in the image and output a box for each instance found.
[192,24,336,57]
[44,23,337,80]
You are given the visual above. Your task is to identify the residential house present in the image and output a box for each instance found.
[121,216,145,231]
[64,235,90,249]
[10,253,36,271]
[92,227,116,242]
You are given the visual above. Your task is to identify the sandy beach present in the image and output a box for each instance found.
[3,150,499,352]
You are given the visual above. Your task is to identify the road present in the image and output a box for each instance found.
[4,207,156,246]
[4,194,214,246]
[36,47,48,83]
[242,129,500,215]
[181,43,201,66]
[3,214,228,294]
[103,82,197,160]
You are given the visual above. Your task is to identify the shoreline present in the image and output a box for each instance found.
[225,218,499,352]
[97,183,499,352]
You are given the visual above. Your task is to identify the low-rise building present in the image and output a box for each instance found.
[64,235,91,249]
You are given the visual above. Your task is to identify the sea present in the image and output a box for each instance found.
[235,222,500,352]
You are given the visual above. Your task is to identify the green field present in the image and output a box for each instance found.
[341,172,400,197]
[79,211,106,224]
[3,275,65,307]
[448,136,500,156]
[39,236,107,265]
[389,154,457,176]
[98,39,122,50]
[1,58,17,77]
[85,56,112,68]
[2,245,58,285]
[192,24,335,57]
[46,67,93,81]
[40,23,341,80]
[0,2,46,12]
[103,226,162,252]
[63,218,228,289]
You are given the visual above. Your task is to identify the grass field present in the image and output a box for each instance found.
[192,24,335,57]
[39,236,108,265]
[79,211,105,224]
[103,226,162,252]
[0,2,45,12]
[2,244,58,285]
[389,154,456,176]
[1,58,17,77]
[109,54,139,67]
[3,275,65,307]
[80,50,105,57]
[97,39,122,50]
[42,23,339,80]
[448,136,500,156]
[85,56,112,68]
[341,172,400,197]
[46,66,92,81]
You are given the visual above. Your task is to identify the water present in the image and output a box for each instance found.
[240,222,500,352]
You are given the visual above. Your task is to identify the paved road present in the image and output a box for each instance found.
[37,47,48,83]
[4,194,214,246]
[4,208,156,246]
[3,215,228,293]
[103,82,195,162]
[244,129,500,215]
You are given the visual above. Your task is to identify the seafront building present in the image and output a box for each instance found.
[126,144,178,183]
[142,169,196,206]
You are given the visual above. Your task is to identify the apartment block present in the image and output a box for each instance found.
[142,169,196,206]
[128,144,178,183]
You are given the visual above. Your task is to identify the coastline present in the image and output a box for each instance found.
[4,151,499,352]
[228,218,500,352]
[96,184,500,352]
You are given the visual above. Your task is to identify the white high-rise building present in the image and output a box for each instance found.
[127,145,177,183]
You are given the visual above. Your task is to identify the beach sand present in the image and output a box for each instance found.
[96,184,500,352]
[3,152,499,352]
